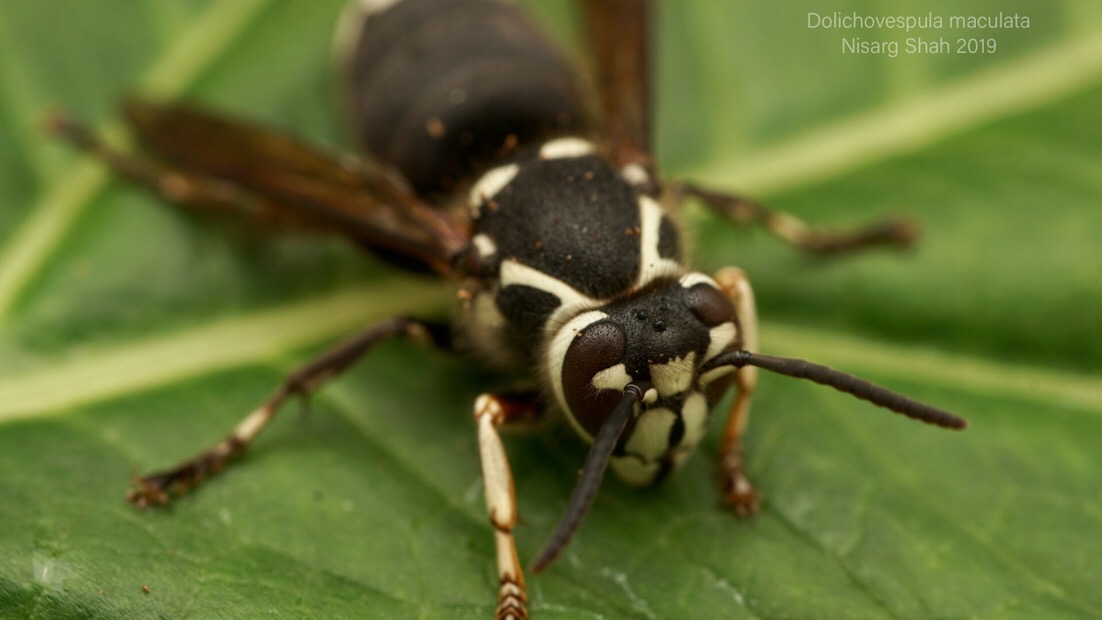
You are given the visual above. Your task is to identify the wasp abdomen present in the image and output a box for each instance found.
[342,0,585,196]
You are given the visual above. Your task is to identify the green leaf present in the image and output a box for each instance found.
[3,1,1101,618]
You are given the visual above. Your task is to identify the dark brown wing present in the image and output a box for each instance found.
[122,97,468,274]
[580,0,652,173]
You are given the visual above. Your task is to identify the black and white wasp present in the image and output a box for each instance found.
[48,0,967,617]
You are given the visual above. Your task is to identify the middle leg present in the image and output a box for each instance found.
[675,182,917,254]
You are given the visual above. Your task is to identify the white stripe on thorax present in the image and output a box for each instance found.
[636,196,682,286]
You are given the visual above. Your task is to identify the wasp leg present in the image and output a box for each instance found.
[713,267,761,515]
[128,316,449,507]
[676,182,917,254]
[474,391,545,620]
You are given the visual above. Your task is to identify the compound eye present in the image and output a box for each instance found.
[685,282,735,327]
[561,321,628,437]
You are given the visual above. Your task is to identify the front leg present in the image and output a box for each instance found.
[473,391,545,620]
[713,267,761,515]
[129,316,448,507]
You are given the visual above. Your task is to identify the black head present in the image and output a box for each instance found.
[533,272,967,572]
[546,273,741,485]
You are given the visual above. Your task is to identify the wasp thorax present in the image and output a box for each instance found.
[551,276,740,486]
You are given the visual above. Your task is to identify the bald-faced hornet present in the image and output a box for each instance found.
[47,0,967,617]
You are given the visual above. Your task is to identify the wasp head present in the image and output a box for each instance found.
[546,272,743,485]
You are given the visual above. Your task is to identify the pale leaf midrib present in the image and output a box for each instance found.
[0,280,451,422]
[136,0,272,97]
[0,0,275,319]
[0,281,1097,422]
[694,31,1102,195]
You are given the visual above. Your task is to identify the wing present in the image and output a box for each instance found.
[51,97,468,275]
[580,0,653,175]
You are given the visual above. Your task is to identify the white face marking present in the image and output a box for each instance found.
[622,407,677,460]
[682,272,741,384]
[468,163,519,216]
[705,322,736,361]
[636,196,682,286]
[609,456,662,487]
[679,391,709,449]
[546,310,609,441]
[471,233,497,259]
[649,352,696,396]
[591,363,632,392]
[700,322,737,385]
[620,162,650,187]
[538,137,595,160]
[609,390,712,487]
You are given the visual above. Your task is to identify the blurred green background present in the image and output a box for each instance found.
[1,1,1101,618]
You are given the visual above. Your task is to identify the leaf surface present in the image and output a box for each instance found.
[2,1,1101,618]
